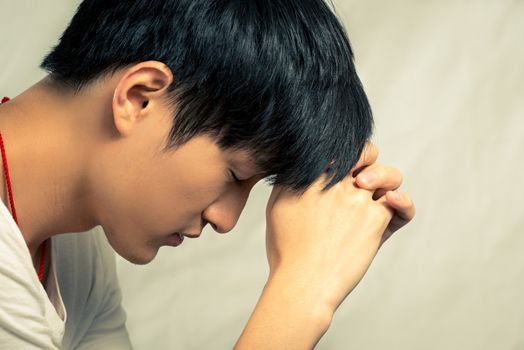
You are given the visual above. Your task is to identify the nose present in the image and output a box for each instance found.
[202,184,252,234]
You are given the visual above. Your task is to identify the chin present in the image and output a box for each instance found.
[110,240,159,265]
[123,251,158,265]
[101,225,160,265]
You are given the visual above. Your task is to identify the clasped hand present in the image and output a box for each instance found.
[265,143,415,315]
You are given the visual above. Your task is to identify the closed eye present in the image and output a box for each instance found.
[229,169,241,182]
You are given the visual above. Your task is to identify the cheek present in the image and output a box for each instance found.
[135,160,227,234]
[90,133,229,261]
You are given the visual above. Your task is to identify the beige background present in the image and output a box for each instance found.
[1,0,523,349]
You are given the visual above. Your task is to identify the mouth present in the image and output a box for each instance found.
[166,233,184,247]
[177,232,201,239]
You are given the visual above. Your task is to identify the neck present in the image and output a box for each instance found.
[0,78,100,258]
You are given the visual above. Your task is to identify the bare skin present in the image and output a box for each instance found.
[0,61,415,348]
[0,62,263,268]
[235,144,415,349]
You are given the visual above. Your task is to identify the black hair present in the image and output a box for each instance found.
[41,0,373,193]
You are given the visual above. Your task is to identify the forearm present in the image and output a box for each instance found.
[234,269,333,350]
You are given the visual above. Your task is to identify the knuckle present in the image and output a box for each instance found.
[391,167,403,184]
[399,192,411,206]
[365,141,377,156]
[406,196,415,212]
[398,193,416,218]
[367,143,379,161]
[378,166,403,188]
[383,166,401,183]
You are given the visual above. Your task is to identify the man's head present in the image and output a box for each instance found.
[39,0,373,263]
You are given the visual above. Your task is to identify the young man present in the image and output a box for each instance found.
[0,0,415,349]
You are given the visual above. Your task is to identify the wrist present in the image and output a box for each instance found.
[265,267,335,332]
[234,268,334,350]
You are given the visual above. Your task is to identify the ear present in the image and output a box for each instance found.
[112,61,173,136]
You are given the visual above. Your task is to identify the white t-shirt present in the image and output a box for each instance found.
[0,198,133,349]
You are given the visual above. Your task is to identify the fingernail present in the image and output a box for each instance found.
[358,172,376,185]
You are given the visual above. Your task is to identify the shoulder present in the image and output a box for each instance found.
[0,199,64,348]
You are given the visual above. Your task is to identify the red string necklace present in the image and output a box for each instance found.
[0,96,47,283]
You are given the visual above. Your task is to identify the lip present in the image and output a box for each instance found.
[178,232,201,239]
[167,233,184,247]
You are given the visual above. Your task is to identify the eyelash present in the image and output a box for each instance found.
[229,169,241,182]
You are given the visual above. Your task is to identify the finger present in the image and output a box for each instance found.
[356,165,403,191]
[351,142,378,177]
[375,194,396,217]
[385,191,416,222]
[376,192,415,247]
